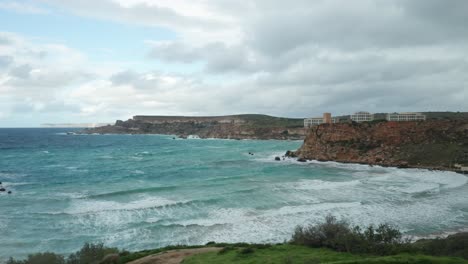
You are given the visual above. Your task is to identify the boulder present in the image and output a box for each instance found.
[275,156,281,161]
[0,188,5,192]
[297,158,307,162]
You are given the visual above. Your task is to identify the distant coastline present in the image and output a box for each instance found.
[81,114,308,140]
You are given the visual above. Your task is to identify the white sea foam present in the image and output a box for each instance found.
[65,196,183,215]
[283,179,361,191]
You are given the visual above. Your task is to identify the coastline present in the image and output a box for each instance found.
[285,156,468,175]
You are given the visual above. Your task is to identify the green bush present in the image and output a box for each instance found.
[239,247,255,254]
[415,232,468,259]
[291,215,409,255]
[67,243,119,264]
[6,252,65,264]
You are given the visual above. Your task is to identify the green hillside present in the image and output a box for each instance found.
[183,244,467,264]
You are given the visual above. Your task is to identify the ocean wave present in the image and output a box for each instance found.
[281,179,361,191]
[365,168,468,194]
[86,186,178,199]
[0,181,31,187]
[65,196,187,215]
[0,172,27,179]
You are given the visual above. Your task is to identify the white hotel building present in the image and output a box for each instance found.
[304,113,340,127]
[386,112,426,122]
[350,111,374,122]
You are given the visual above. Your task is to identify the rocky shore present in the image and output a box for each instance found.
[287,120,468,172]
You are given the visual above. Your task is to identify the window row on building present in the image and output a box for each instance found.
[386,112,426,122]
[304,112,427,127]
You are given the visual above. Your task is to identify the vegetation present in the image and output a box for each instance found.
[6,243,120,264]
[237,114,304,128]
[5,216,468,264]
[183,245,467,264]
[290,215,410,255]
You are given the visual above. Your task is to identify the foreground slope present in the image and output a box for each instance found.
[183,245,467,264]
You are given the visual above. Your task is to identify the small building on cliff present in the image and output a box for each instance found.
[304,113,339,127]
[386,112,426,122]
[351,111,374,122]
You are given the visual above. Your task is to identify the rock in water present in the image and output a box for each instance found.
[275,156,281,161]
[0,188,6,192]
[297,158,307,162]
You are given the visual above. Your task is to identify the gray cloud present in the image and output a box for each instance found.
[9,64,32,79]
[0,35,12,45]
[110,70,160,90]
[0,55,13,68]
[148,42,253,74]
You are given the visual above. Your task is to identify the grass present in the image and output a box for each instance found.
[237,114,304,128]
[182,244,468,264]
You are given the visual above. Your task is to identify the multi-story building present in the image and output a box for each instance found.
[386,112,426,122]
[351,111,374,122]
[304,113,339,127]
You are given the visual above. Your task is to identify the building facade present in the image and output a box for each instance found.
[386,112,426,122]
[351,111,374,122]
[304,113,339,127]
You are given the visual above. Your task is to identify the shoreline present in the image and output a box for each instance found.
[284,156,468,175]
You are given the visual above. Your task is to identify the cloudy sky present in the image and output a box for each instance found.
[0,0,467,127]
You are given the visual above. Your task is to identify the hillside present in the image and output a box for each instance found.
[82,114,306,140]
[290,120,468,171]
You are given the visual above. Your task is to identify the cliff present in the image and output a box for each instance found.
[82,114,307,140]
[291,120,468,170]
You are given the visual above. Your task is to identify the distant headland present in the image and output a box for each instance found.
[81,114,307,140]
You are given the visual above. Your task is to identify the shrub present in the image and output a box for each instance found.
[6,252,65,264]
[239,247,255,254]
[291,215,408,255]
[415,232,468,259]
[67,243,119,264]
[218,246,235,255]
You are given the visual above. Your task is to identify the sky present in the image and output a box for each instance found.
[0,0,467,127]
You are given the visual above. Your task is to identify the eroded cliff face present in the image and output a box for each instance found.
[84,116,307,140]
[293,120,468,170]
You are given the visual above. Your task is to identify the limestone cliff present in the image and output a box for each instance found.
[292,120,468,170]
[83,114,307,140]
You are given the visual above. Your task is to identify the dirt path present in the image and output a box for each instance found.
[127,247,222,264]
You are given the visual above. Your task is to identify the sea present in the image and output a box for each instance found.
[0,128,467,260]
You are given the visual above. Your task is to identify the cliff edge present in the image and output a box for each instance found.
[292,120,468,171]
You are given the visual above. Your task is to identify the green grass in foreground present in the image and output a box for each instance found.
[182,244,468,264]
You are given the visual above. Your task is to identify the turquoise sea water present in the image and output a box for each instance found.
[0,128,467,260]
